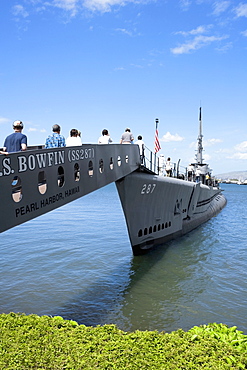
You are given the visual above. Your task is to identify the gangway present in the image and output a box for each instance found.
[0,144,141,233]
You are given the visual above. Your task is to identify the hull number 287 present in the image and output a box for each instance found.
[141,184,156,194]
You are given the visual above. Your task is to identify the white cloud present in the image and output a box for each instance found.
[241,29,247,36]
[171,34,228,54]
[12,5,29,18]
[27,127,47,133]
[229,152,247,159]
[31,0,153,15]
[175,25,213,36]
[203,138,223,147]
[234,141,247,152]
[0,117,10,124]
[203,153,211,161]
[212,1,231,16]
[161,132,184,142]
[114,66,126,70]
[83,0,119,12]
[130,63,144,68]
[50,0,78,16]
[215,41,232,52]
[189,141,196,149]
[234,3,247,17]
[115,28,134,36]
[225,141,247,160]
[179,0,192,11]
[82,0,149,13]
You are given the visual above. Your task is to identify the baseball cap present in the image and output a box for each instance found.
[13,120,23,128]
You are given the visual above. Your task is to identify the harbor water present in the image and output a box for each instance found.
[0,183,246,334]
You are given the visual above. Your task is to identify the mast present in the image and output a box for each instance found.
[196,107,203,164]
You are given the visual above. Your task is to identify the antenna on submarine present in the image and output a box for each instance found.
[196,106,203,164]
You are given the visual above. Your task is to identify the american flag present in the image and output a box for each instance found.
[154,124,161,153]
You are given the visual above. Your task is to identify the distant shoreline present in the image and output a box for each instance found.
[219,179,247,185]
[216,170,247,183]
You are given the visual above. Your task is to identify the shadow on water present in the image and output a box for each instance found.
[51,228,210,333]
[52,242,172,328]
[121,229,214,332]
[52,203,247,334]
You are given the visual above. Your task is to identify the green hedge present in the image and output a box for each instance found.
[0,313,246,369]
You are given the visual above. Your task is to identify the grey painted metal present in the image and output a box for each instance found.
[0,138,226,256]
[0,144,140,233]
[116,169,226,255]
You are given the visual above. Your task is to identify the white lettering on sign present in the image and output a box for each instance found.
[67,148,95,162]
[1,158,14,176]
[18,151,65,173]
[141,183,156,194]
[0,147,94,177]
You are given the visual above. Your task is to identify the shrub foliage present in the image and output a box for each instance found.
[0,313,246,369]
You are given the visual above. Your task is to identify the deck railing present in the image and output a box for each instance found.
[143,146,187,179]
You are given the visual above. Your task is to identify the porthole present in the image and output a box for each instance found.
[12,176,22,202]
[125,155,129,163]
[99,159,104,173]
[158,224,161,231]
[169,221,171,227]
[38,171,47,194]
[153,225,157,232]
[165,222,168,228]
[88,160,93,177]
[117,155,121,166]
[149,226,152,234]
[138,229,142,237]
[110,157,114,170]
[162,223,164,229]
[74,163,80,182]
[144,228,148,236]
[57,166,65,187]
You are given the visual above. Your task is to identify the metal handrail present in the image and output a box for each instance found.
[143,147,188,180]
[142,146,159,174]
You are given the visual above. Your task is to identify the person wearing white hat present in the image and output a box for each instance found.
[1,120,27,154]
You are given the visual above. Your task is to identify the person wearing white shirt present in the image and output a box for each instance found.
[66,129,82,146]
[187,164,194,181]
[98,129,113,144]
[135,135,145,164]
[165,157,172,177]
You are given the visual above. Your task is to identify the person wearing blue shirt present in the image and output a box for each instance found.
[1,120,27,154]
[45,124,66,148]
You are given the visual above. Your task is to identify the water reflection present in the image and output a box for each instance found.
[114,228,214,332]
[0,184,246,334]
[54,228,213,332]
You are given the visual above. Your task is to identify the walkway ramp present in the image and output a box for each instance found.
[0,144,140,233]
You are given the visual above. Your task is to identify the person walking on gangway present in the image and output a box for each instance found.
[45,124,65,148]
[1,120,27,154]
[135,135,145,165]
[120,128,134,144]
[165,157,172,177]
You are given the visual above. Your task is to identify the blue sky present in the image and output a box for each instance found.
[0,0,247,174]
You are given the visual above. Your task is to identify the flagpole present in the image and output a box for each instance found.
[155,118,159,173]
